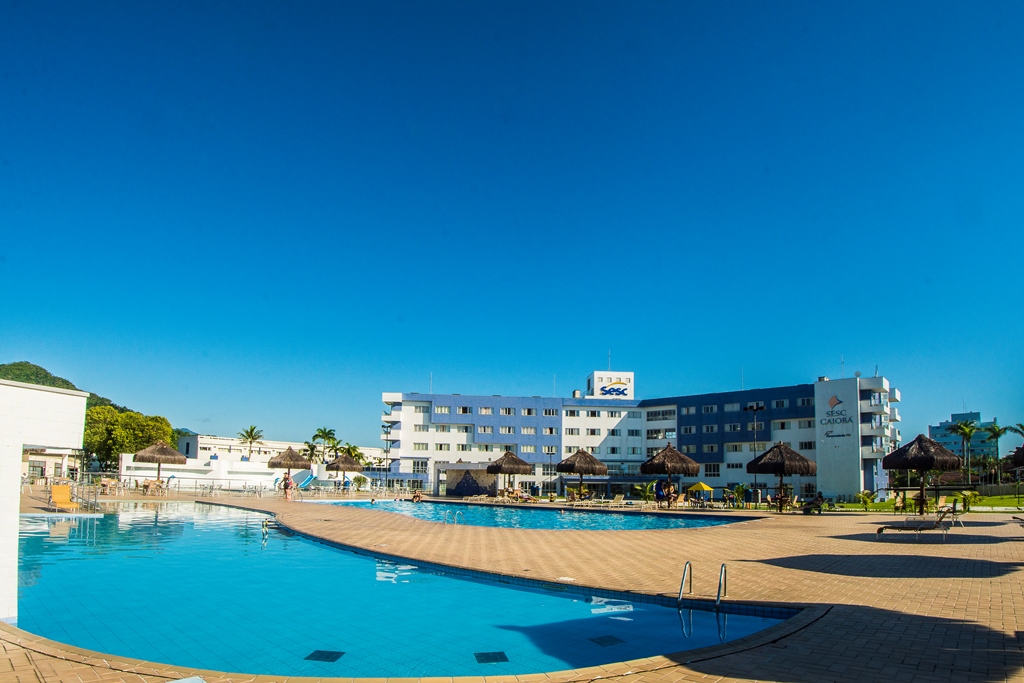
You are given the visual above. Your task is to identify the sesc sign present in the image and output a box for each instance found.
[599,381,629,397]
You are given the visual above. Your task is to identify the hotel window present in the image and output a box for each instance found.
[415,406,429,414]
[565,409,580,417]
[773,399,789,409]
[591,447,601,454]
[702,405,717,414]
[607,446,620,455]
[702,444,718,454]
[746,401,765,410]
[521,445,536,453]
[412,460,428,473]
[435,406,450,414]
[646,429,664,439]
[773,421,790,430]
[798,419,814,429]
[587,428,601,436]
[521,408,536,416]
[479,444,494,452]
[724,403,740,412]
[747,422,764,431]
[647,447,658,457]
[628,447,641,455]
[628,429,641,437]
[456,425,471,433]
[565,427,580,436]
[457,444,471,451]
[500,426,515,434]
[479,407,493,415]
[435,424,450,433]
[542,427,557,435]
[565,446,576,454]
[414,424,429,432]
[725,443,743,452]
[705,463,720,477]
[457,406,472,414]
[628,411,642,418]
[681,426,695,435]
[607,411,622,418]
[608,429,621,436]
[413,443,428,451]
[543,446,557,455]
[435,443,450,451]
[725,423,741,432]
[703,425,718,434]
[542,463,558,475]
[681,406,696,415]
[478,426,493,434]
[504,445,517,453]
[543,408,558,416]
[665,429,676,439]
[750,442,767,451]
[500,407,514,415]
[521,426,537,435]
[799,441,816,450]
[798,397,814,407]
[727,462,743,469]
[647,409,677,421]
[587,410,600,418]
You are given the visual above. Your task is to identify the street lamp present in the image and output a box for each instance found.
[380,423,393,491]
[744,403,766,501]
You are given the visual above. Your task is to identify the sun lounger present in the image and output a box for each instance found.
[877,508,953,541]
[48,485,79,512]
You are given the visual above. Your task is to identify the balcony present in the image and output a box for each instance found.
[858,377,889,393]
[861,400,889,414]
[382,411,401,423]
[890,407,901,422]
[889,387,901,403]
[862,424,889,437]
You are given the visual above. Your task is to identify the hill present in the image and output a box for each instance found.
[0,361,131,412]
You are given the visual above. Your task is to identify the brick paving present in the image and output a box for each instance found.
[4,495,1024,683]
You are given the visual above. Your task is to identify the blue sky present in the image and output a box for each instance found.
[1,1,1022,450]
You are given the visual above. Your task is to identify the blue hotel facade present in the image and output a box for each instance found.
[381,370,902,501]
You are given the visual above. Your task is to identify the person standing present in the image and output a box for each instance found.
[283,473,293,501]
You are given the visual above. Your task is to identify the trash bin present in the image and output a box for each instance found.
[530,485,540,497]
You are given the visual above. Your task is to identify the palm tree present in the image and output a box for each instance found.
[977,423,1009,483]
[1008,423,1024,440]
[341,442,365,464]
[325,436,344,461]
[237,425,264,462]
[302,440,321,464]
[947,419,978,485]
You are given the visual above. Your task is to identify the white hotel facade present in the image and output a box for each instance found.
[381,371,902,501]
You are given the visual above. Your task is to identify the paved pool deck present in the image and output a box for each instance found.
[4,494,1024,683]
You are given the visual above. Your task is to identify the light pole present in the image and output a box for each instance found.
[744,403,766,500]
[380,423,393,491]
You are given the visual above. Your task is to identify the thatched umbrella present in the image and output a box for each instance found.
[486,450,533,491]
[326,453,364,486]
[747,442,817,512]
[883,434,962,515]
[556,449,608,495]
[267,446,311,475]
[640,443,701,492]
[133,441,186,482]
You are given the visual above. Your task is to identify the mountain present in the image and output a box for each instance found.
[0,361,131,412]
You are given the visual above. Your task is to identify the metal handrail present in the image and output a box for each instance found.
[677,608,692,638]
[677,561,692,604]
[454,510,465,524]
[443,510,454,525]
[716,563,728,608]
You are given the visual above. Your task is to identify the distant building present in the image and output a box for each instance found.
[381,371,902,501]
[928,412,999,460]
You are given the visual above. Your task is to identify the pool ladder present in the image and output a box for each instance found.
[676,561,728,609]
[443,509,465,525]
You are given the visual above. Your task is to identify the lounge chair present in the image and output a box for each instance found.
[48,485,79,513]
[876,508,953,541]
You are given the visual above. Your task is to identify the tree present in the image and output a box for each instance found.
[237,426,264,461]
[981,423,1010,484]
[854,490,877,511]
[341,442,365,464]
[947,419,978,484]
[84,406,121,456]
[352,475,368,491]
[633,481,655,502]
[302,440,322,464]
[83,407,172,469]
[1008,423,1024,440]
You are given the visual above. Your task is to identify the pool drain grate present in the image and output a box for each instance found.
[305,650,345,662]
[474,651,509,663]
[589,635,625,647]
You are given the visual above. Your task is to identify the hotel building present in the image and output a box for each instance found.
[927,412,999,461]
[381,371,902,501]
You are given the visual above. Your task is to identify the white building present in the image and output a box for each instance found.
[1,379,89,624]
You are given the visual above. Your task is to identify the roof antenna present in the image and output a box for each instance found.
[874,365,878,378]
[608,349,611,371]
[841,355,845,379]
[429,372,432,394]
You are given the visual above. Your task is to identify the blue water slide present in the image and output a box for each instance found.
[297,473,316,489]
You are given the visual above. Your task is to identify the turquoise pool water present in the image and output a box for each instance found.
[323,499,743,530]
[18,503,785,677]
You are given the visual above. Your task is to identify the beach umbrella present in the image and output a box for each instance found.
[556,449,608,494]
[133,441,186,482]
[267,446,311,476]
[640,443,700,491]
[747,442,817,512]
[486,451,533,490]
[882,434,962,515]
[688,481,714,502]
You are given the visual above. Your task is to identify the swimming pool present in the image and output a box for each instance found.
[18,503,787,677]
[321,499,745,530]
